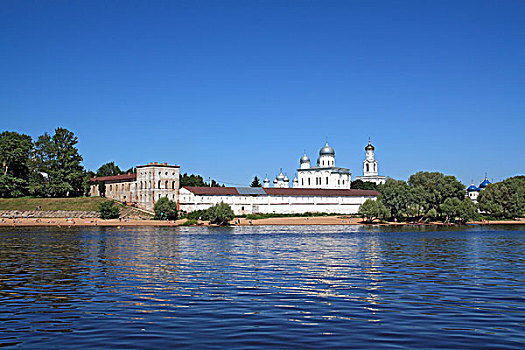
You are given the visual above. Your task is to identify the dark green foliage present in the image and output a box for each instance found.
[358,198,390,223]
[29,128,85,197]
[98,181,106,197]
[374,172,474,224]
[207,202,234,225]
[250,176,262,187]
[184,209,210,221]
[351,179,378,190]
[408,172,464,215]
[154,197,178,220]
[0,131,33,197]
[181,219,199,226]
[96,162,122,177]
[123,167,136,174]
[477,178,524,219]
[0,175,27,198]
[378,178,412,220]
[180,173,223,187]
[440,197,478,223]
[98,201,120,219]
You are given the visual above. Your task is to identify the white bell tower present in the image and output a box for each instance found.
[363,137,378,176]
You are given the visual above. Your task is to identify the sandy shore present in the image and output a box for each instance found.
[0,216,523,227]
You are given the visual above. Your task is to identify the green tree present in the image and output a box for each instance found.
[378,178,412,220]
[180,173,222,187]
[29,128,85,197]
[98,181,106,197]
[351,179,378,190]
[154,197,178,220]
[0,175,27,198]
[408,172,464,216]
[250,176,262,187]
[358,198,390,223]
[98,201,120,219]
[478,182,522,219]
[440,197,478,223]
[96,162,122,177]
[207,202,234,225]
[0,131,33,197]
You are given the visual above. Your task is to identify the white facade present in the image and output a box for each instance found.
[295,142,352,189]
[179,187,378,215]
[91,162,180,211]
[135,164,180,210]
[355,139,386,185]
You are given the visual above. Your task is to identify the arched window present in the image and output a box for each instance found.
[308,178,311,185]
[158,180,161,189]
[326,177,328,185]
[374,164,376,171]
[302,179,304,186]
[172,181,175,189]
[366,164,369,172]
[109,184,112,191]
[165,180,168,189]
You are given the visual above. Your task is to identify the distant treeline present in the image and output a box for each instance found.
[0,128,224,198]
[359,172,525,223]
[0,128,87,197]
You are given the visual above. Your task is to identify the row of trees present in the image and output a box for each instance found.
[0,128,86,197]
[359,172,524,223]
[180,173,223,187]
[154,198,234,225]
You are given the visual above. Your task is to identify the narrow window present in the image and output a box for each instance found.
[366,164,369,172]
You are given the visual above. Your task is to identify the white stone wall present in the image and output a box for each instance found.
[179,188,375,215]
[135,165,180,210]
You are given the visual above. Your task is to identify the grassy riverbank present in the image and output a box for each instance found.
[0,197,115,211]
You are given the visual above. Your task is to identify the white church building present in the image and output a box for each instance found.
[355,138,386,185]
[265,139,386,189]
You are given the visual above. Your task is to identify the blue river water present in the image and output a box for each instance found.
[0,225,524,349]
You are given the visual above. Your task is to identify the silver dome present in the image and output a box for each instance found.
[319,141,335,156]
[300,153,310,164]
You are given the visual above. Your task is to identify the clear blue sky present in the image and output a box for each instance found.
[1,0,523,186]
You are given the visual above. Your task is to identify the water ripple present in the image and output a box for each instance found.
[0,225,524,349]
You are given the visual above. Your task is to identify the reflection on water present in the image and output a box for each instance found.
[0,225,524,349]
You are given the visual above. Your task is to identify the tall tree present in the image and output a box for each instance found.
[0,131,32,197]
[351,179,378,190]
[250,176,262,187]
[408,171,464,216]
[96,162,122,177]
[29,128,85,197]
[378,178,412,220]
[180,173,222,187]
[358,198,390,223]
[478,181,522,219]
